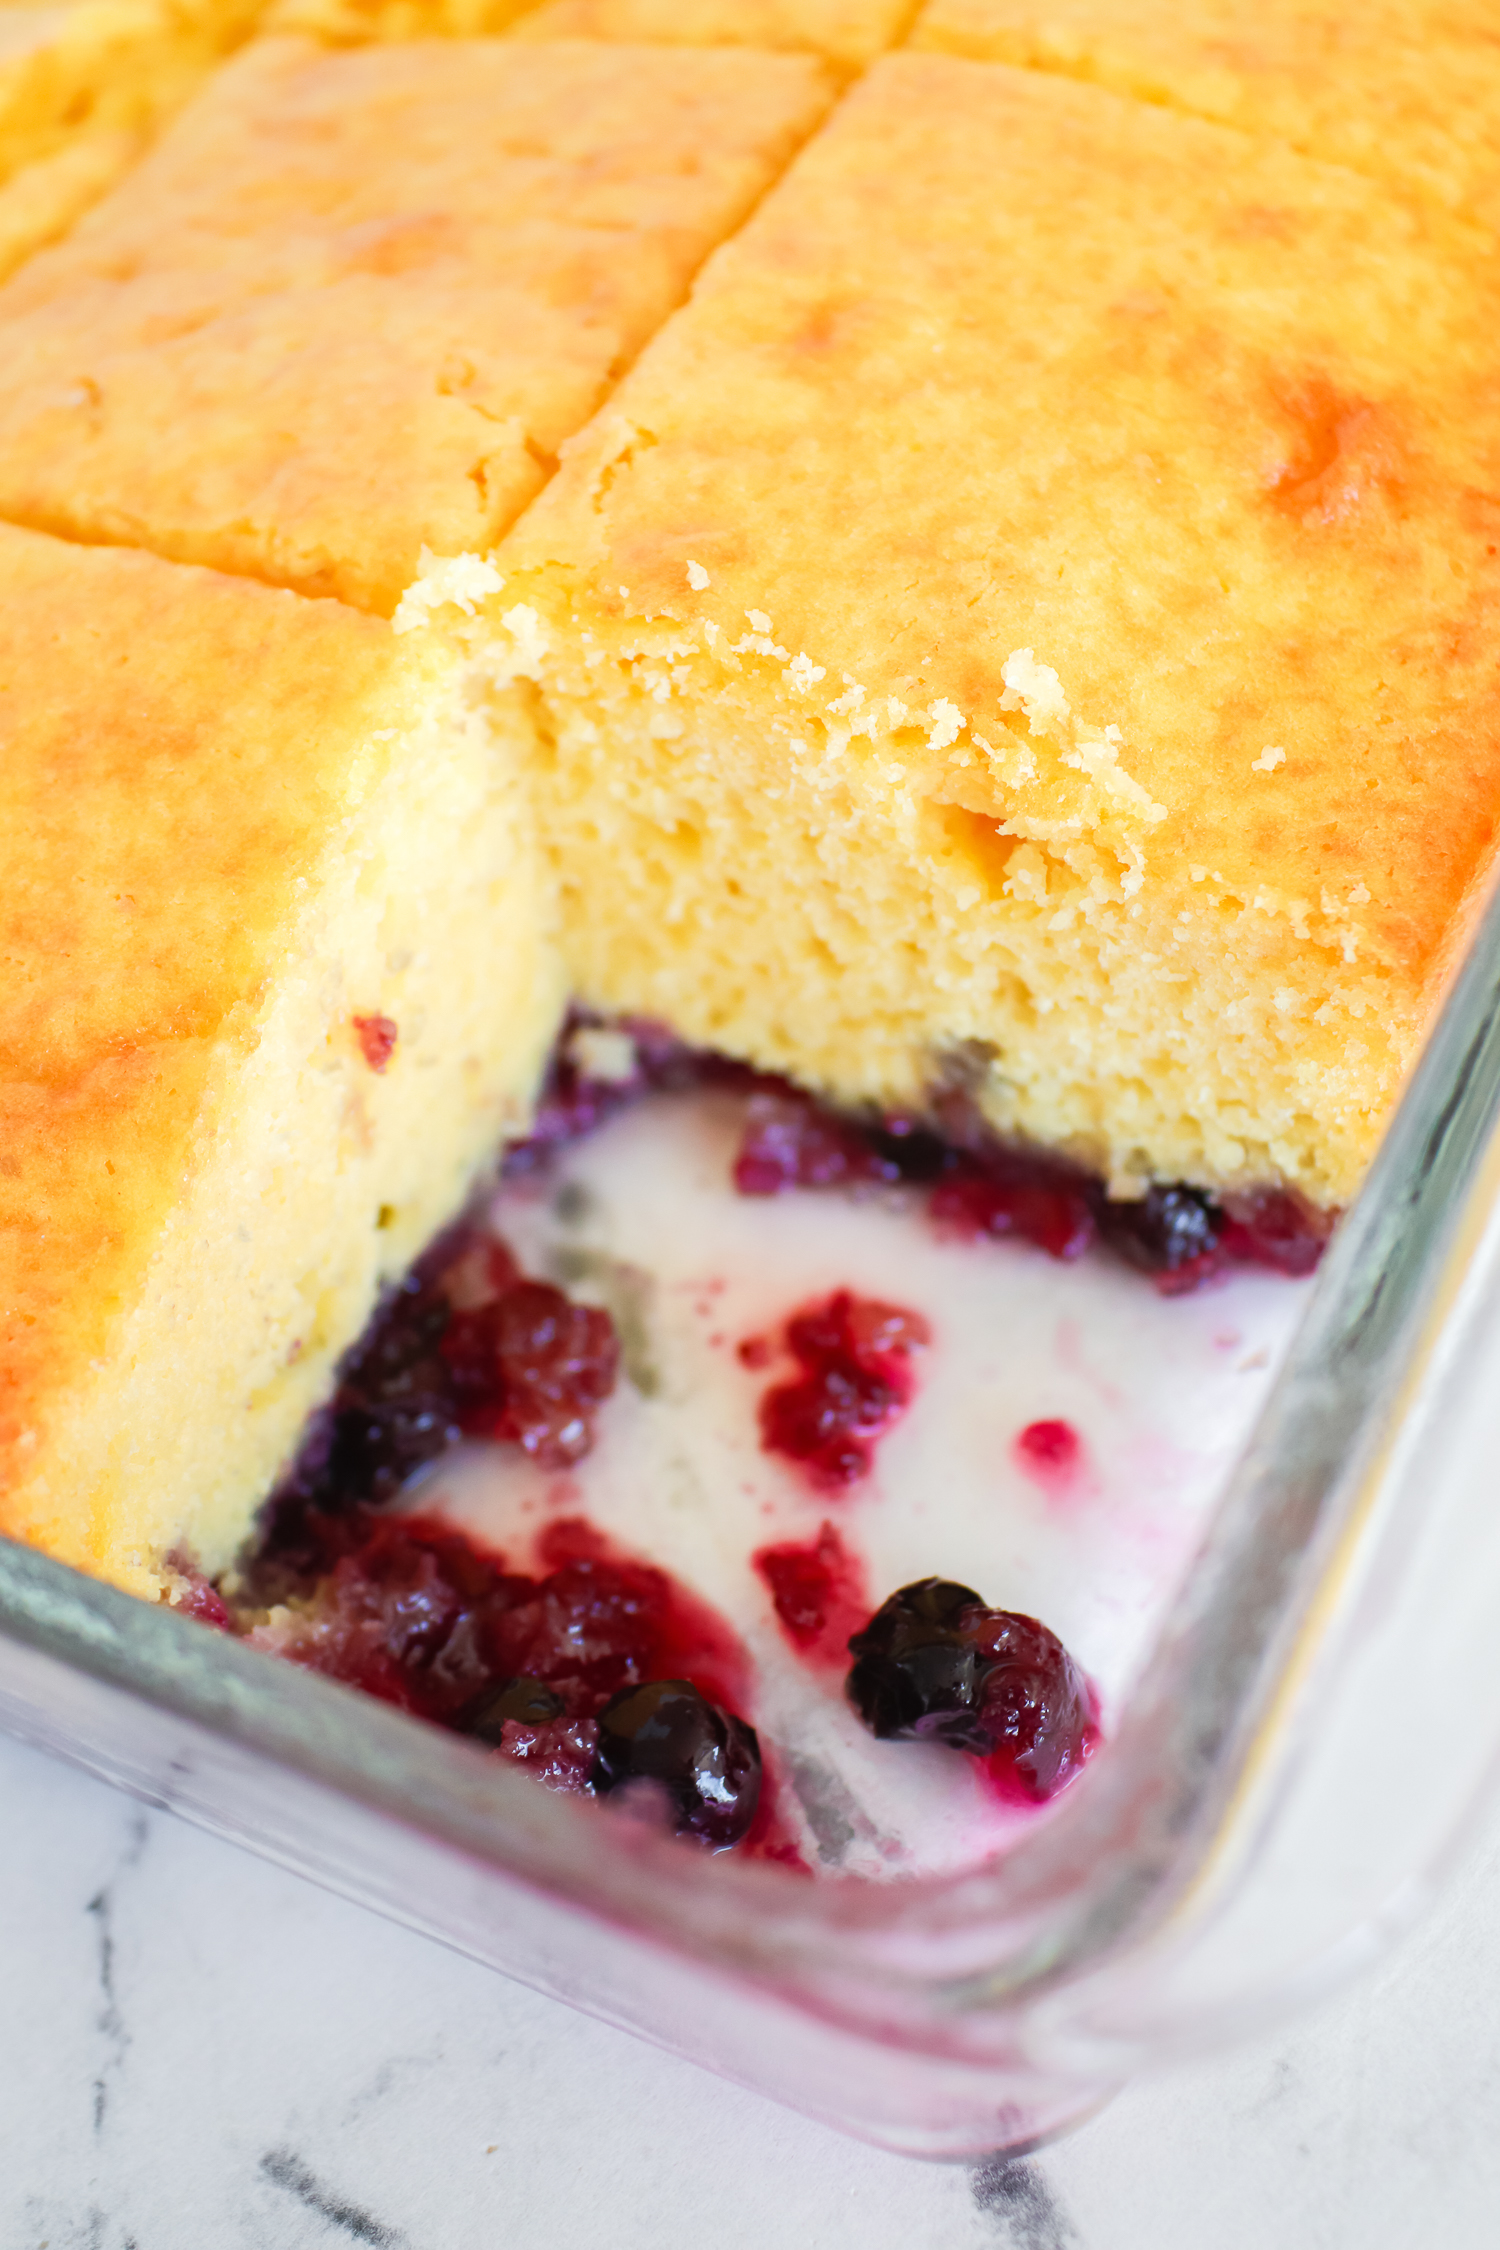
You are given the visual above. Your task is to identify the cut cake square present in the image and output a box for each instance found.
[461,51,1500,1213]
[0,33,834,612]
[507,0,914,67]
[265,0,910,67]
[910,0,1500,226]
[0,0,266,281]
[0,521,560,1602]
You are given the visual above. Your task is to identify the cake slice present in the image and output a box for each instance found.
[0,33,833,612]
[0,522,562,1602]
[910,0,1500,225]
[0,0,266,280]
[266,0,910,66]
[507,0,914,67]
[450,51,1500,1213]
[259,0,539,42]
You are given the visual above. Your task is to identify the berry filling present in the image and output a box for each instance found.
[278,1225,619,1513]
[1013,1417,1083,1493]
[753,1290,930,1490]
[440,1244,619,1467]
[499,1009,1332,1291]
[181,1010,1321,1856]
[752,1520,869,1665]
[593,1678,762,1849]
[846,1578,1097,1803]
[232,1505,766,1847]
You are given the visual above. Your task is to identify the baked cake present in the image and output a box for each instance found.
[505,0,915,66]
[469,51,1500,1213]
[0,0,266,279]
[0,28,831,1595]
[267,0,912,66]
[0,34,834,611]
[0,522,559,1600]
[912,0,1500,224]
[1,13,1499,1607]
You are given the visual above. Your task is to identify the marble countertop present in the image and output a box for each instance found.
[5,1725,1500,2250]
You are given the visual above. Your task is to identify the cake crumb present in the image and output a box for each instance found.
[1251,745,1287,772]
[567,1024,638,1083]
[785,651,826,693]
[927,697,965,749]
[686,560,711,590]
[392,549,504,633]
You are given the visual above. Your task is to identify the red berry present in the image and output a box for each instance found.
[754,1289,928,1491]
[352,1012,398,1074]
[753,1520,868,1663]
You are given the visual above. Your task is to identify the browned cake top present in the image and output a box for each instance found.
[502,52,1500,1018]
[0,34,832,611]
[912,0,1500,224]
[267,0,911,63]
[0,522,419,1463]
[510,0,913,65]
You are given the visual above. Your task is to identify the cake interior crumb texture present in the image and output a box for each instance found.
[0,523,563,1599]
[911,0,1500,224]
[478,52,1500,1212]
[0,34,835,613]
[0,0,267,280]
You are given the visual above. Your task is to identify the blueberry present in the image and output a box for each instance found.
[592,1679,761,1848]
[1097,1183,1222,1274]
[847,1579,1096,1799]
[845,1578,995,1752]
[460,1676,566,1745]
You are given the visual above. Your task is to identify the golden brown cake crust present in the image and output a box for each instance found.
[0,34,833,612]
[492,53,1500,1203]
[911,0,1500,225]
[267,0,911,63]
[0,522,404,1493]
[509,0,913,66]
[0,0,268,278]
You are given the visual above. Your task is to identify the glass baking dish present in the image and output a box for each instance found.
[6,866,1500,2162]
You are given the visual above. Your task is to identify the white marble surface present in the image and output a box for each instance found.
[5,1725,1500,2250]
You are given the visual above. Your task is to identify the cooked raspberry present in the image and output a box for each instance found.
[755,1289,928,1490]
[1220,1186,1333,1277]
[352,1012,398,1073]
[169,1565,232,1631]
[930,1169,1095,1261]
[1014,1418,1082,1489]
[733,1088,889,1196]
[752,1519,868,1662]
[487,1711,600,1793]
[443,1279,619,1468]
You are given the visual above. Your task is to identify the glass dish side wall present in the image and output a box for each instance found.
[6,880,1500,2157]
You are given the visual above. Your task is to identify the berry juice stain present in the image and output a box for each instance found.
[752,1520,869,1668]
[752,1289,930,1490]
[1013,1417,1084,1498]
[238,1503,771,1851]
